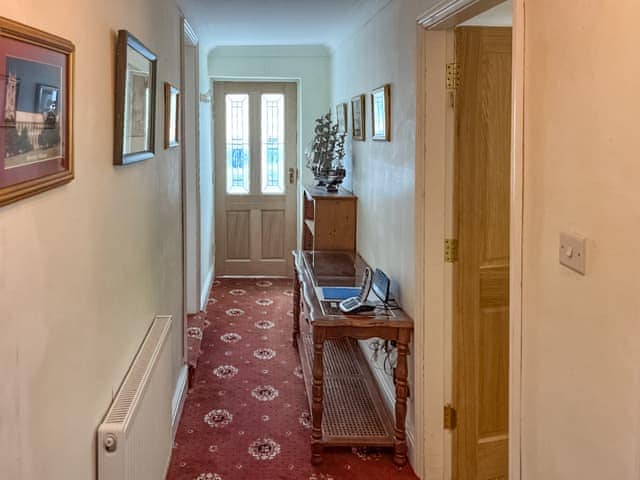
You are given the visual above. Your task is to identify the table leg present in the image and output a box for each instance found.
[311,327,325,465]
[393,330,411,467]
[292,268,300,347]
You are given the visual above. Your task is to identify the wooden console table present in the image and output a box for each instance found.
[292,250,414,466]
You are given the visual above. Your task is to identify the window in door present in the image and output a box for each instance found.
[225,93,250,195]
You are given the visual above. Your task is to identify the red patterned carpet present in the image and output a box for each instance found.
[166,278,419,480]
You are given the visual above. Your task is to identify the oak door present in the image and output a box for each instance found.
[214,82,297,276]
[453,27,512,480]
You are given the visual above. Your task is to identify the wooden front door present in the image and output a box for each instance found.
[214,82,298,276]
[453,27,512,479]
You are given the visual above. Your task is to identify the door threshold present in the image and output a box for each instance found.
[218,275,291,279]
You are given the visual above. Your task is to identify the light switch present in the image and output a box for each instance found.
[559,233,586,275]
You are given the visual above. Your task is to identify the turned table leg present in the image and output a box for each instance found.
[393,329,411,467]
[292,267,301,347]
[311,327,326,465]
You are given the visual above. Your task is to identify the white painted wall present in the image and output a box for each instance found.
[521,1,640,478]
[331,0,439,467]
[0,2,184,479]
[208,45,332,189]
[184,42,200,313]
[199,45,214,308]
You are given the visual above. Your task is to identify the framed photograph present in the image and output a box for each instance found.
[0,17,74,207]
[336,102,347,133]
[164,82,180,149]
[351,94,366,141]
[371,84,391,141]
[114,30,157,165]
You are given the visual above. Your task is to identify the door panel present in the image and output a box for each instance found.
[226,211,250,260]
[453,27,512,480]
[261,210,285,259]
[214,82,297,276]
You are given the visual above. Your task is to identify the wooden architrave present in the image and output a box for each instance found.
[413,0,525,479]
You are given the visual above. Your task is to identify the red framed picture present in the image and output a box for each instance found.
[0,17,74,207]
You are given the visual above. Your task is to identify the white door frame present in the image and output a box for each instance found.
[413,1,525,479]
[180,17,201,361]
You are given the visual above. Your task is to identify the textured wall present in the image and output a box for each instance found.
[331,0,438,467]
[0,1,184,478]
[521,1,640,478]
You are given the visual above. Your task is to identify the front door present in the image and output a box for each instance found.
[214,82,297,276]
[453,27,512,479]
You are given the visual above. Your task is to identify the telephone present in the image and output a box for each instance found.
[339,268,375,314]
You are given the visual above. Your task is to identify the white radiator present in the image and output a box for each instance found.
[98,315,174,480]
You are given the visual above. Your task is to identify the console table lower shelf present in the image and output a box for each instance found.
[296,330,396,449]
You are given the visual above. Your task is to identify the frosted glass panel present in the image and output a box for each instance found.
[261,94,285,194]
[226,94,250,194]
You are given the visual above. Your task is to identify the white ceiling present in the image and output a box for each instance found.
[182,0,392,52]
[459,0,512,27]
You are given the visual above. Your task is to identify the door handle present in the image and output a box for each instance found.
[289,168,296,185]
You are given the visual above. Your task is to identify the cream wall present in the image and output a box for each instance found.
[521,1,640,478]
[0,1,185,479]
[332,0,433,319]
[200,44,214,307]
[208,45,332,189]
[331,0,440,467]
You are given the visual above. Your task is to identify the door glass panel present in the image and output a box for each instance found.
[226,94,250,194]
[261,94,285,194]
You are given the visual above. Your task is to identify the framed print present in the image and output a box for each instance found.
[164,82,180,149]
[371,84,391,141]
[351,94,365,141]
[114,30,157,165]
[0,17,74,207]
[336,102,347,133]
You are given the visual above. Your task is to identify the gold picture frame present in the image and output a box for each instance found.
[351,94,366,141]
[371,84,391,141]
[0,16,75,207]
[164,82,180,149]
[336,102,348,133]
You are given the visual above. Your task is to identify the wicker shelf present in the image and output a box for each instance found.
[296,326,395,446]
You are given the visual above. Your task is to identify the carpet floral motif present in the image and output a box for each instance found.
[166,278,418,480]
[253,347,276,360]
[251,385,280,402]
[213,365,238,379]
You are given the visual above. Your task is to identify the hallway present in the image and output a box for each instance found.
[167,278,418,480]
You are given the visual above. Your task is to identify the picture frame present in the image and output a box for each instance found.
[371,84,391,141]
[336,102,348,133]
[351,94,366,141]
[164,82,180,149]
[0,17,74,207]
[114,30,157,165]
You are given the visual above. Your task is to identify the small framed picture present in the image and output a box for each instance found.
[114,30,157,165]
[336,103,348,133]
[0,17,74,207]
[371,84,391,141]
[351,94,366,141]
[164,82,180,149]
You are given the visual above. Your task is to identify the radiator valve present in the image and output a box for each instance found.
[104,434,118,453]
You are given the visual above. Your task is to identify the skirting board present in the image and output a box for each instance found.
[172,364,189,438]
[358,340,416,466]
[200,267,214,311]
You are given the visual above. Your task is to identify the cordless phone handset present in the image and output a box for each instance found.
[339,267,375,314]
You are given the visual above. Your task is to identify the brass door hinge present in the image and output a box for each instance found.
[445,239,458,263]
[444,404,457,430]
[446,63,460,90]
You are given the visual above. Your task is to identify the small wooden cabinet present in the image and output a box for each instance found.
[302,186,357,251]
